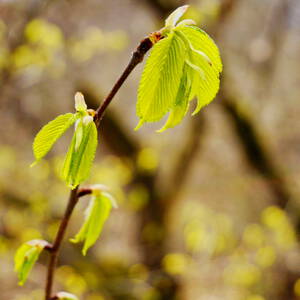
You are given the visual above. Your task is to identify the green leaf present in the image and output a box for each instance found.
[56,292,79,300]
[136,31,186,129]
[70,191,113,255]
[14,239,48,286]
[179,26,222,114]
[165,5,189,27]
[32,113,77,166]
[157,66,192,132]
[62,117,98,189]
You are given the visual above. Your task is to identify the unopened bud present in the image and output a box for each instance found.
[75,92,87,112]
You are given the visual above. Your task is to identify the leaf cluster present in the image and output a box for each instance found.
[32,92,97,189]
[136,5,222,131]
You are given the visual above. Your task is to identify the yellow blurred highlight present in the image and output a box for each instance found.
[137,147,158,172]
[0,236,8,255]
[128,185,149,211]
[184,6,204,24]
[246,295,265,300]
[184,220,206,253]
[21,228,42,242]
[163,253,188,275]
[82,271,100,289]
[261,206,296,249]
[129,263,149,281]
[25,19,63,49]
[184,212,235,255]
[31,159,50,181]
[262,206,287,229]
[5,209,25,235]
[69,27,127,62]
[255,246,276,268]
[47,221,60,239]
[0,47,8,69]
[224,262,261,287]
[243,224,265,248]
[65,273,87,295]
[86,294,105,300]
[141,288,160,300]
[95,155,133,186]
[294,278,300,296]
[12,45,49,69]
[57,265,87,296]
[16,289,44,300]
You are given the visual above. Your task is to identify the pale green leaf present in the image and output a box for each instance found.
[136,32,186,129]
[56,291,79,300]
[32,113,77,166]
[174,29,212,66]
[185,59,205,80]
[181,26,222,73]
[14,239,48,285]
[61,120,98,189]
[157,67,192,132]
[176,19,196,27]
[165,5,189,27]
[70,192,113,255]
[179,26,222,114]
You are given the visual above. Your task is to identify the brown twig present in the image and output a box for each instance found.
[94,36,154,127]
[77,187,93,198]
[45,187,79,300]
[44,35,155,300]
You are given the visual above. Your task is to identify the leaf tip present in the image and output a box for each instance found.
[165,5,190,27]
[30,161,38,168]
[134,120,144,131]
[82,248,88,256]
[156,127,166,133]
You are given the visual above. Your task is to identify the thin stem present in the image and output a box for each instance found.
[94,36,154,127]
[77,187,93,198]
[45,187,79,300]
[44,35,155,300]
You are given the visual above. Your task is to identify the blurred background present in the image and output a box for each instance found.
[0,0,300,299]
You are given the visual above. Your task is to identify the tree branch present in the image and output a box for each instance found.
[94,36,154,127]
[44,34,155,300]
[45,187,79,300]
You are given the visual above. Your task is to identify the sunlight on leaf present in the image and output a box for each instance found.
[56,291,79,300]
[70,190,115,255]
[61,118,98,189]
[32,113,77,166]
[135,31,186,129]
[136,6,222,131]
[14,239,49,286]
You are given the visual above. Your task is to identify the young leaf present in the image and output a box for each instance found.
[32,113,77,166]
[136,31,186,129]
[70,191,114,255]
[180,26,222,114]
[136,5,222,131]
[56,291,79,300]
[62,117,98,189]
[165,5,189,27]
[14,239,49,286]
[157,66,191,132]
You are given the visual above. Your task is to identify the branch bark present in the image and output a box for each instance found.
[45,187,79,300]
[44,35,155,300]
